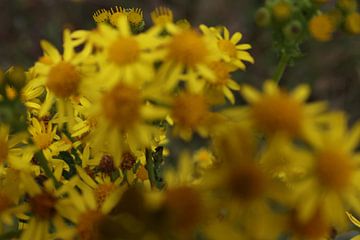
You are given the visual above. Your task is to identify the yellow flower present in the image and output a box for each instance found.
[206,61,240,104]
[92,15,162,85]
[31,29,94,124]
[309,14,335,41]
[90,81,168,164]
[170,91,213,140]
[108,6,127,26]
[272,1,292,21]
[158,26,219,90]
[18,174,74,240]
[92,9,109,23]
[52,174,124,240]
[151,6,174,26]
[28,117,71,161]
[200,25,254,71]
[345,12,360,34]
[294,114,360,228]
[241,81,326,140]
[127,8,144,27]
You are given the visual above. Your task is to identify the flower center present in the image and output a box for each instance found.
[251,92,303,137]
[33,132,53,150]
[108,37,140,66]
[121,152,136,171]
[316,148,353,191]
[102,83,142,130]
[218,40,237,58]
[227,163,266,202]
[94,183,117,208]
[209,61,231,85]
[171,93,209,129]
[99,155,116,174]
[127,9,143,26]
[109,7,126,26]
[272,2,292,21]
[77,210,104,240]
[136,165,149,181]
[0,140,8,163]
[46,62,81,98]
[167,30,208,67]
[29,192,57,219]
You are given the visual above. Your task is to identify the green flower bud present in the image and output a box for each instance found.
[283,20,303,40]
[255,7,271,27]
[5,66,26,90]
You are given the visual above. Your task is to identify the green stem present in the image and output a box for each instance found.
[272,52,290,84]
[145,148,156,188]
[35,151,60,188]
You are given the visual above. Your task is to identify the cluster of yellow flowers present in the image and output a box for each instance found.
[256,0,360,42]
[0,5,359,240]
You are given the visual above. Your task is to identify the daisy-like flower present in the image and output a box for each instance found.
[308,14,335,42]
[31,29,94,124]
[28,117,71,161]
[200,25,254,71]
[205,61,240,104]
[169,91,214,140]
[18,173,75,240]
[53,181,123,240]
[157,25,220,90]
[240,80,327,141]
[75,166,122,209]
[204,131,284,240]
[294,114,360,228]
[90,80,168,165]
[91,15,163,86]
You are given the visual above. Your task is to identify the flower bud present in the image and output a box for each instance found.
[255,7,271,27]
[283,20,303,40]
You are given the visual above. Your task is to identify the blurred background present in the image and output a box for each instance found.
[1,0,359,121]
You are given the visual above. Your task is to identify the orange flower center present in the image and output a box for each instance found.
[171,93,209,129]
[77,210,104,240]
[167,30,208,67]
[94,183,117,208]
[209,61,231,85]
[102,83,142,130]
[29,192,57,219]
[108,37,140,66]
[218,40,237,58]
[227,163,267,202]
[251,92,303,137]
[33,132,53,150]
[316,148,353,191]
[46,62,81,98]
